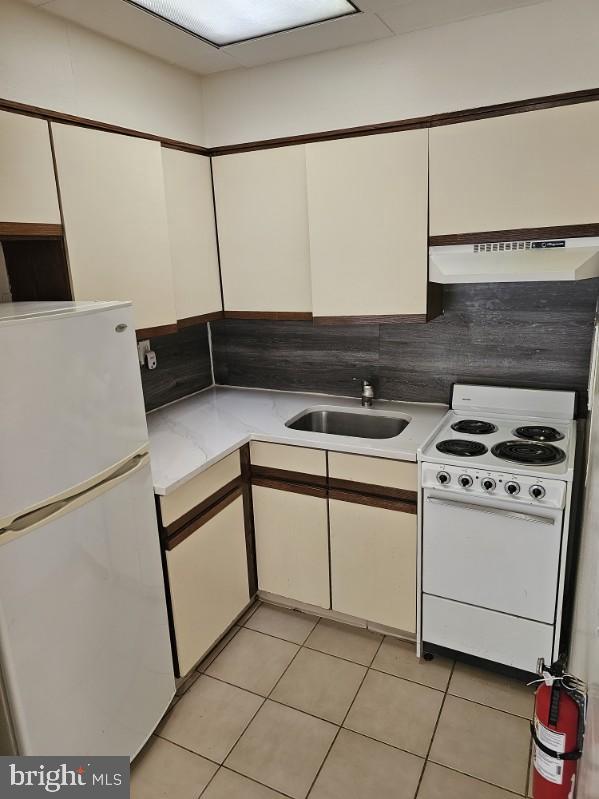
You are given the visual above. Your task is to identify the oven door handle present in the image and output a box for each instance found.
[426,496,555,526]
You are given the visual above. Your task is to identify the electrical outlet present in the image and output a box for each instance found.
[137,339,151,366]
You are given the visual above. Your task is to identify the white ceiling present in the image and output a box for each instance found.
[23,0,549,74]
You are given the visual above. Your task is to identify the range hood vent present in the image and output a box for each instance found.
[429,237,599,283]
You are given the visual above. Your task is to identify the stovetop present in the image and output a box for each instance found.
[419,411,576,480]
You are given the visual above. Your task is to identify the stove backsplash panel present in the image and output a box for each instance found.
[211,280,599,411]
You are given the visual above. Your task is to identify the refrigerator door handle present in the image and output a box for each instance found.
[0,453,150,539]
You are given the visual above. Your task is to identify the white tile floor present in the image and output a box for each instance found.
[132,602,535,799]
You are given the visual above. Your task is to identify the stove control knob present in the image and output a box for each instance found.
[505,481,520,496]
[530,485,546,500]
[436,471,451,485]
[481,477,496,492]
[458,474,473,489]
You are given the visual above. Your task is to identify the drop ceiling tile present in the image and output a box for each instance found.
[223,12,393,67]
[40,0,241,74]
[377,0,549,36]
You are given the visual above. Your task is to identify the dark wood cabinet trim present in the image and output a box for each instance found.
[162,475,244,537]
[250,461,418,508]
[240,444,258,597]
[252,475,328,499]
[224,310,313,321]
[3,86,599,161]
[0,97,209,155]
[329,487,417,514]
[426,283,444,321]
[313,313,428,325]
[154,496,181,678]
[0,222,63,238]
[328,477,417,503]
[136,323,179,340]
[251,465,327,487]
[210,86,599,155]
[177,311,224,327]
[164,485,243,550]
[429,223,599,246]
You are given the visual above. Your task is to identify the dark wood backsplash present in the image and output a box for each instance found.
[211,280,599,413]
[141,323,212,412]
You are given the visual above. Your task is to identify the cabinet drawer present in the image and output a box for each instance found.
[423,594,553,673]
[328,452,417,496]
[250,441,326,477]
[166,495,249,675]
[160,451,241,529]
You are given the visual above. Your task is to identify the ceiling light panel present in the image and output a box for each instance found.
[127,0,358,47]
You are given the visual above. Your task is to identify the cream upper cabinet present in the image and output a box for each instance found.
[161,148,222,322]
[212,145,312,314]
[430,102,599,236]
[306,130,429,320]
[0,111,60,225]
[329,498,417,633]
[51,123,176,331]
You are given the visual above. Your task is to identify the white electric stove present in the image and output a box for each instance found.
[418,384,578,674]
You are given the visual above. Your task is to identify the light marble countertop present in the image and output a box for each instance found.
[147,386,448,495]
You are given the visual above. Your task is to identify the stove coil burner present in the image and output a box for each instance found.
[451,419,498,435]
[436,439,488,458]
[491,440,566,465]
[514,425,564,443]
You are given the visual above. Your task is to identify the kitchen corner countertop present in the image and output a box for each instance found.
[147,386,448,495]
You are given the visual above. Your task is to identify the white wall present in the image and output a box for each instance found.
[0,0,205,145]
[202,0,599,147]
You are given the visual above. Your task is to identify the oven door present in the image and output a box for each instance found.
[422,490,563,623]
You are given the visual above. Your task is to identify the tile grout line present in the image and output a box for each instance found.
[196,691,267,799]
[175,609,531,799]
[413,659,456,799]
[305,635,386,799]
[155,727,527,799]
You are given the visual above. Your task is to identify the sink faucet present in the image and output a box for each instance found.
[354,378,375,408]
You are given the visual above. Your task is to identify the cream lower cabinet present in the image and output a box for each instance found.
[51,122,176,332]
[166,495,249,676]
[252,485,330,608]
[329,497,417,633]
[305,130,429,321]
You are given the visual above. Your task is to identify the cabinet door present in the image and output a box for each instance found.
[166,495,249,676]
[0,110,60,225]
[306,131,428,320]
[212,146,312,315]
[51,123,176,332]
[161,148,222,323]
[330,498,417,632]
[429,101,599,236]
[253,485,329,608]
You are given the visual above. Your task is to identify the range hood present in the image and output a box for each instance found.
[429,237,599,284]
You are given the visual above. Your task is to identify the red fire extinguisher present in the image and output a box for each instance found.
[531,661,586,799]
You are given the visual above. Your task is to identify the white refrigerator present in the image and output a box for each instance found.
[0,301,175,758]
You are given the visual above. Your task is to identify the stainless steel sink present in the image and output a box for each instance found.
[285,407,409,439]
